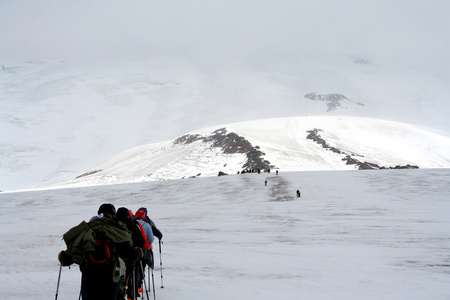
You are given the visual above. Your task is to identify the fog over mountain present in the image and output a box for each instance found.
[2,1,450,70]
[1,3,450,299]
[1,1,450,190]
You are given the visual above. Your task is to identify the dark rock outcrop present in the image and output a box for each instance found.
[305,93,349,112]
[307,128,419,170]
[306,129,343,154]
[174,128,274,172]
[75,169,103,179]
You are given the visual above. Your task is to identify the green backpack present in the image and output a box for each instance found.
[63,218,131,266]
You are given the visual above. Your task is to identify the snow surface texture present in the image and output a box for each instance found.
[1,169,449,300]
[50,116,450,189]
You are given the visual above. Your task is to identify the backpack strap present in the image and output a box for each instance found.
[89,239,111,263]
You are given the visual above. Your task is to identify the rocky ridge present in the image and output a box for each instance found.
[305,92,365,112]
[306,128,419,170]
[174,128,273,172]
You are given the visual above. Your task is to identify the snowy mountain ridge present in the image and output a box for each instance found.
[53,116,450,189]
[2,53,450,191]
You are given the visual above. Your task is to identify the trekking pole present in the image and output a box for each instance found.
[140,261,151,300]
[148,267,151,294]
[55,263,62,300]
[133,266,137,300]
[124,273,130,300]
[159,239,164,288]
[149,250,156,300]
[151,266,156,300]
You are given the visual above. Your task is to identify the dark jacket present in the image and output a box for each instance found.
[59,217,146,300]
[138,207,163,240]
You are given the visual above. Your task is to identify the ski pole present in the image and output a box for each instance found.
[159,239,164,288]
[55,263,62,300]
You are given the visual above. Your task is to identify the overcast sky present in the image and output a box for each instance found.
[1,0,449,74]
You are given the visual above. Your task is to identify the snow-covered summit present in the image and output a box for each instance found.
[55,116,450,189]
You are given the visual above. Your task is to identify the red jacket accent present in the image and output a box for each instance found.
[137,222,151,249]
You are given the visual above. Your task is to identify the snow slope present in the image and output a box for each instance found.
[49,116,450,189]
[0,168,449,300]
[1,55,450,191]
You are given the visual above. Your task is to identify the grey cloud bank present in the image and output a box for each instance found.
[1,0,449,73]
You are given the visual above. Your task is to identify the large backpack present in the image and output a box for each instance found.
[63,217,131,266]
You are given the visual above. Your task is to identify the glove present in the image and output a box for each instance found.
[58,251,73,266]
[141,248,154,268]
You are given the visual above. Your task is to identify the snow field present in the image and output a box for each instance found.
[0,168,449,299]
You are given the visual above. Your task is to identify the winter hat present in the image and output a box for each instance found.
[135,209,146,220]
[117,207,130,219]
[139,207,148,214]
[98,203,116,216]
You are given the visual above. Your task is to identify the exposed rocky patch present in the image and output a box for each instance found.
[307,128,419,170]
[75,169,103,179]
[173,134,204,144]
[183,173,201,179]
[353,57,370,65]
[305,93,350,112]
[174,128,274,172]
[306,129,343,155]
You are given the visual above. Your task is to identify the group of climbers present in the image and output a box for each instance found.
[58,203,163,300]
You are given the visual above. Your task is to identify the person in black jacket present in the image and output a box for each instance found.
[116,207,150,299]
[58,204,151,300]
[116,207,148,249]
[138,207,163,240]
